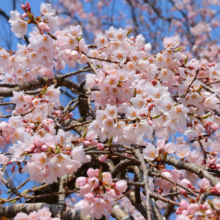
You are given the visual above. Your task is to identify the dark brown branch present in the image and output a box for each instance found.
[56,174,68,218]
[134,149,152,220]
[0,203,90,220]
[163,156,220,186]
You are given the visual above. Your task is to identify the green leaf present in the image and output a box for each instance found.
[174,46,183,52]
[82,131,87,138]
[22,189,29,194]
[76,36,82,42]
[40,86,47,95]
[10,199,18,203]
[208,200,214,209]
[143,57,149,60]
[197,85,203,92]
[134,88,137,97]
[55,145,60,154]
[108,136,113,147]
[126,29,132,37]
[201,113,211,119]
[152,114,161,119]
[183,56,188,65]
[96,65,101,68]
[163,152,168,160]
[27,13,32,20]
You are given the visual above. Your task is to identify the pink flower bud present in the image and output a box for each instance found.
[108,189,116,197]
[34,147,41,153]
[41,145,48,152]
[209,158,216,165]
[90,139,98,146]
[208,62,216,67]
[20,4,26,10]
[175,207,182,214]
[210,122,219,131]
[206,209,212,216]
[115,180,127,193]
[97,143,104,150]
[151,80,157,86]
[87,168,96,178]
[76,177,87,186]
[22,13,27,18]
[187,204,199,214]
[180,199,189,210]
[148,119,153,126]
[180,189,187,196]
[148,103,154,111]
[38,22,50,34]
[197,178,210,191]
[139,113,146,117]
[94,169,99,176]
[31,145,36,152]
[29,123,35,129]
[47,119,54,123]
[26,2,31,12]
[83,140,91,146]
[99,155,106,162]
[34,137,44,147]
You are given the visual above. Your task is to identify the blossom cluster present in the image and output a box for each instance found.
[14,207,60,220]
[0,83,91,184]
[74,168,127,219]
[176,198,220,220]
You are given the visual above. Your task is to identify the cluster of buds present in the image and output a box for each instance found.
[20,2,31,14]
[207,157,220,170]
[76,168,127,196]
[75,168,127,219]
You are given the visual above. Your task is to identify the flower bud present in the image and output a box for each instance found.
[41,145,48,152]
[38,22,51,33]
[115,180,127,193]
[76,177,87,186]
[99,155,106,162]
[34,147,41,153]
[22,13,27,18]
[97,143,104,150]
[20,4,26,10]
[29,123,35,129]
[83,140,91,146]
